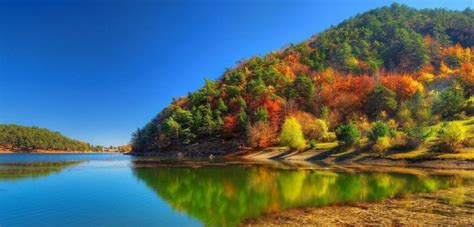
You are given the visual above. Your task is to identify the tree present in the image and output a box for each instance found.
[321,75,375,122]
[254,107,269,123]
[335,123,360,146]
[217,98,228,113]
[163,117,181,144]
[292,111,328,141]
[364,85,398,118]
[433,84,466,119]
[223,115,239,136]
[381,75,424,100]
[279,117,306,149]
[247,121,277,148]
[286,75,315,110]
[437,122,466,152]
[262,97,282,127]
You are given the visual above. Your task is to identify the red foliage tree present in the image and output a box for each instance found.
[223,115,239,136]
[262,97,283,127]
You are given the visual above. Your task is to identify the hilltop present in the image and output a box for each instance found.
[131,3,473,160]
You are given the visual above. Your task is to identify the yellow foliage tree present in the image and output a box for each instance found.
[279,117,306,149]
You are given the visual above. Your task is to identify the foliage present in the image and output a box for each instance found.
[364,85,398,119]
[292,111,328,141]
[247,121,277,148]
[433,84,466,119]
[371,136,391,154]
[367,121,395,142]
[223,115,239,136]
[279,117,306,149]
[436,122,466,152]
[404,126,432,149]
[335,123,361,146]
[381,75,424,100]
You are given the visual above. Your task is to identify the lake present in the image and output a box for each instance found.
[0,153,473,226]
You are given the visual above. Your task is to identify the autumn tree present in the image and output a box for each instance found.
[292,111,328,142]
[223,115,239,136]
[381,74,424,100]
[279,117,306,149]
[247,121,277,148]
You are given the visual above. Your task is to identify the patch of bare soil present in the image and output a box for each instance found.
[243,186,474,226]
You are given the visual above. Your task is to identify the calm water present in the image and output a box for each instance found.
[0,153,473,226]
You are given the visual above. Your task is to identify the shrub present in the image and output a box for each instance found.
[309,139,318,149]
[247,121,277,148]
[279,117,306,149]
[371,136,391,154]
[321,132,337,143]
[367,121,395,142]
[436,122,466,152]
[335,123,360,146]
[404,126,432,149]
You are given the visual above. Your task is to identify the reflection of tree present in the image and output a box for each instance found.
[0,161,83,181]
[132,163,471,226]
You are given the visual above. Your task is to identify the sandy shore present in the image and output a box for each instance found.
[243,186,474,226]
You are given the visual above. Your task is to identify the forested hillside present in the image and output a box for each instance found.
[131,4,473,154]
[0,124,100,152]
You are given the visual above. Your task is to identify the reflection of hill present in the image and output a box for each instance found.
[132,163,471,226]
[0,161,84,181]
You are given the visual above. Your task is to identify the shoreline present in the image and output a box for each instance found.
[242,186,474,226]
[127,149,474,170]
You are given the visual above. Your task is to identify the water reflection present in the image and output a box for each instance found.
[132,162,473,226]
[0,161,84,181]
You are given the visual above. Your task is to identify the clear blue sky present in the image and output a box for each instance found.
[0,0,471,146]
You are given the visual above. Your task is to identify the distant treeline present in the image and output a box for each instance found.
[0,124,101,151]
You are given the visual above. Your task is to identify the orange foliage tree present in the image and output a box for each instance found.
[262,96,283,127]
[246,121,277,148]
[381,74,424,100]
[321,75,375,121]
[223,115,239,136]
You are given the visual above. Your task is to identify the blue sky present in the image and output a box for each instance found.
[0,0,471,146]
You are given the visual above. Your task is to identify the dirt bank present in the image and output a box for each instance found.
[243,186,474,226]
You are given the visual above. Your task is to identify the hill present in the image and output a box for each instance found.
[131,4,473,155]
[0,124,101,152]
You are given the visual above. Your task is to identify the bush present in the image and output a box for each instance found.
[335,123,360,146]
[247,121,277,148]
[404,126,432,149]
[436,122,466,152]
[321,132,337,143]
[309,139,318,149]
[279,117,306,149]
[371,136,391,154]
[367,121,395,142]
